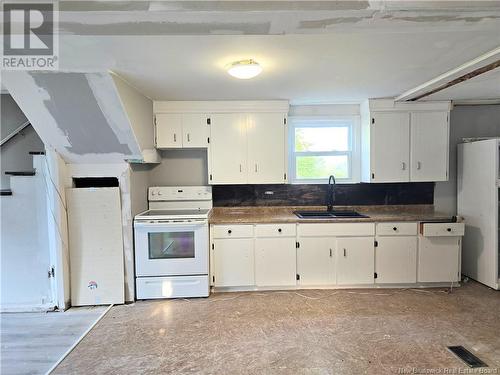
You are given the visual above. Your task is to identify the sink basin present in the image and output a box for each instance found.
[294,210,369,219]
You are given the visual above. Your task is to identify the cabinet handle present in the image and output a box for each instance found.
[417,161,422,170]
[187,133,190,142]
[401,162,406,170]
[174,133,177,142]
[239,164,242,173]
[343,248,346,257]
[228,229,232,234]
[255,164,258,173]
[329,248,332,257]
[278,228,282,233]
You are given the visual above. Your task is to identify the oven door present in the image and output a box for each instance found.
[134,220,209,277]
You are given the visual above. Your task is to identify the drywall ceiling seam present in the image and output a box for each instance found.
[395,46,500,101]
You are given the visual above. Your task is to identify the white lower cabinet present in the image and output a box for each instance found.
[375,236,417,283]
[336,237,375,285]
[255,237,296,286]
[212,238,254,287]
[418,237,461,283]
[296,237,335,286]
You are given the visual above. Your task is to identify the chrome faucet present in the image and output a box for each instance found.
[326,175,336,212]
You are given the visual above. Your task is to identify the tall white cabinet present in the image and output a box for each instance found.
[361,99,451,183]
[458,138,499,290]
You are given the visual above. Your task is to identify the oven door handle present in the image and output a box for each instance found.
[134,220,207,228]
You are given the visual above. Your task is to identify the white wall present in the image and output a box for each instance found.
[434,104,500,215]
[148,149,208,186]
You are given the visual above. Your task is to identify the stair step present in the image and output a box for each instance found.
[29,151,45,155]
[5,170,36,176]
[0,189,13,196]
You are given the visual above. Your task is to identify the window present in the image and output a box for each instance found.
[289,117,360,183]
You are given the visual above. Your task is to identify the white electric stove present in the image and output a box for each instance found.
[134,186,212,299]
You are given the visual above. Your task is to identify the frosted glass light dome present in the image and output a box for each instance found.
[226,59,263,79]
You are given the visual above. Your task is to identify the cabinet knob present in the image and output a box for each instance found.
[447,228,452,232]
[228,229,232,234]
[278,228,282,233]
[393,227,397,231]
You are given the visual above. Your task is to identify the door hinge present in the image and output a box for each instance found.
[207,137,210,144]
[374,240,378,247]
[296,274,300,281]
[374,272,378,279]
[211,243,214,250]
[371,173,375,179]
[48,266,55,278]
[207,118,211,125]
[212,276,215,282]
[210,174,213,181]
[296,241,300,248]
[284,118,287,125]
[371,118,375,124]
[284,173,287,180]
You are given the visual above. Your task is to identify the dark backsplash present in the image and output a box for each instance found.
[212,183,434,207]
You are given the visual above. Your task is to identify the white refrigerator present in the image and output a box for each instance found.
[458,138,499,290]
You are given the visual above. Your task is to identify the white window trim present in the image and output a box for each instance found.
[288,115,361,184]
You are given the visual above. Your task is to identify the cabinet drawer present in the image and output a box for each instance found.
[297,223,375,237]
[376,222,417,236]
[212,225,254,239]
[255,224,296,237]
[420,223,464,237]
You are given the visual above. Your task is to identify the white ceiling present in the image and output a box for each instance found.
[7,1,500,103]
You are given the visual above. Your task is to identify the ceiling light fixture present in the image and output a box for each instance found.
[226,59,262,79]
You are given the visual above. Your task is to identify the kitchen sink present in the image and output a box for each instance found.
[294,210,369,219]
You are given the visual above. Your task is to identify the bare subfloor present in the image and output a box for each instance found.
[1,306,107,375]
[54,281,500,375]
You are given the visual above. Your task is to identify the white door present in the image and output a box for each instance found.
[371,112,410,182]
[410,111,449,181]
[155,113,183,148]
[297,237,335,286]
[255,238,296,286]
[213,239,254,287]
[247,113,286,184]
[183,114,209,148]
[418,237,460,282]
[209,113,247,184]
[375,237,417,283]
[336,237,374,285]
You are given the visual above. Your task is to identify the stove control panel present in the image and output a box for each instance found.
[148,186,212,201]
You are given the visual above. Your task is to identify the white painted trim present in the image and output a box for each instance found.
[45,304,113,375]
[395,46,500,101]
[153,100,289,113]
[453,99,500,106]
[289,104,360,117]
[366,98,452,112]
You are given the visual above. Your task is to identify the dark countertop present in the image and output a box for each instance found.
[209,205,455,224]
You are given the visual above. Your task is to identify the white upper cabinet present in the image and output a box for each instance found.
[370,112,410,182]
[247,113,287,184]
[155,113,183,148]
[209,113,248,184]
[410,111,449,181]
[155,113,208,149]
[361,99,451,183]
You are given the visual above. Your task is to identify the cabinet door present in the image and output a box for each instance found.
[375,237,417,283]
[255,238,296,286]
[371,112,410,182]
[155,114,183,148]
[209,113,247,184]
[297,237,335,286]
[336,237,374,285]
[418,237,460,282]
[247,113,286,184]
[410,112,449,182]
[183,114,209,148]
[213,239,254,287]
